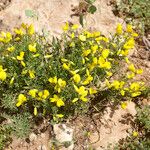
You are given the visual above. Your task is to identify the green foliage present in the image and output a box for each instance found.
[136,105,150,131]
[116,0,150,35]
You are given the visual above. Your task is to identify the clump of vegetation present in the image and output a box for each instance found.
[0,23,147,149]
[114,0,150,36]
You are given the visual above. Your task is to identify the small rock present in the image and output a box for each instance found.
[53,123,74,150]
[37,145,47,150]
[29,133,37,142]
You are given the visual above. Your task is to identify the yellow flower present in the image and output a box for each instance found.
[82,75,93,85]
[48,76,57,84]
[128,64,136,72]
[83,49,91,57]
[34,107,38,116]
[106,71,112,77]
[28,24,35,35]
[116,23,123,35]
[123,38,135,49]
[28,89,38,98]
[62,63,70,70]
[74,85,88,97]
[21,61,26,67]
[120,90,125,96]
[73,74,81,83]
[28,43,37,53]
[7,46,15,52]
[121,102,127,109]
[136,69,143,74]
[131,92,141,97]
[132,131,138,137]
[50,95,65,107]
[10,77,15,85]
[102,49,110,58]
[127,72,135,79]
[91,45,98,54]
[98,57,111,69]
[58,78,66,88]
[130,82,140,91]
[0,66,7,81]
[42,90,50,99]
[14,28,24,35]
[17,51,25,61]
[126,24,133,33]
[79,35,86,42]
[0,32,12,43]
[72,98,79,103]
[28,70,35,79]
[56,114,64,118]
[16,94,27,107]
[71,24,79,30]
[62,22,69,31]
[93,31,100,37]
[89,87,97,95]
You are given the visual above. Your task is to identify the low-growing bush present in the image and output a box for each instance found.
[0,23,145,122]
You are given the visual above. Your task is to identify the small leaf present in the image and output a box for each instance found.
[79,14,84,27]
[88,5,97,14]
[86,0,96,4]
[25,9,34,17]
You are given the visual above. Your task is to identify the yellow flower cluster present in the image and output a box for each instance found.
[0,65,7,81]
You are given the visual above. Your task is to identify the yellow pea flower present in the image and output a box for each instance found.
[74,85,88,97]
[79,35,86,42]
[17,51,25,61]
[7,46,15,52]
[93,31,100,37]
[14,28,24,35]
[89,87,97,95]
[62,63,70,70]
[48,76,57,84]
[131,92,141,97]
[130,82,140,91]
[16,94,27,107]
[34,107,38,116]
[10,77,15,85]
[50,94,65,107]
[72,98,79,103]
[82,75,93,85]
[28,24,35,35]
[121,102,127,109]
[126,24,133,33]
[42,90,50,99]
[28,70,35,79]
[123,38,135,49]
[71,24,79,30]
[80,96,88,102]
[120,90,125,96]
[58,78,66,88]
[73,74,81,84]
[116,23,123,35]
[136,69,143,74]
[21,61,26,67]
[132,131,138,137]
[82,49,91,57]
[28,89,38,98]
[56,114,64,118]
[0,66,7,81]
[128,64,136,72]
[28,43,37,53]
[62,22,69,31]
[127,72,135,79]
[91,45,98,54]
[102,49,110,59]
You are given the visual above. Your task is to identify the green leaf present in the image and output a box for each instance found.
[88,5,97,14]
[25,9,35,17]
[79,14,84,27]
[86,0,96,4]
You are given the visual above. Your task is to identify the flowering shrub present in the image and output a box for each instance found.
[0,23,145,120]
